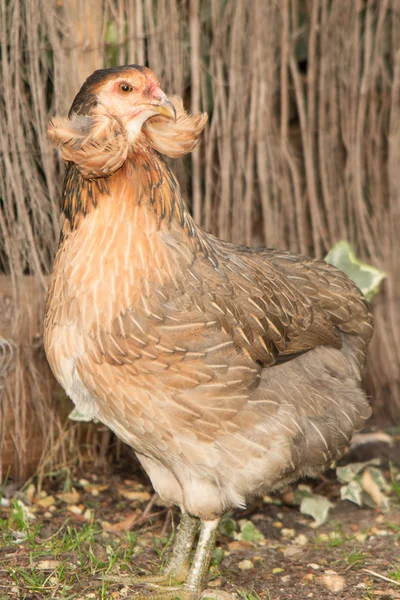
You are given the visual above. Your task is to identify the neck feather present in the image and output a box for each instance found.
[61,147,214,260]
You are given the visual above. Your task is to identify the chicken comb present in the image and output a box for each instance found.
[48,105,128,179]
[143,95,208,158]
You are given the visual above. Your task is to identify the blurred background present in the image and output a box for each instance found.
[0,0,399,482]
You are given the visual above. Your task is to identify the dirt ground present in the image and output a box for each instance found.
[1,438,400,600]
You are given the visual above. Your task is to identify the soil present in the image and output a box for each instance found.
[1,440,400,600]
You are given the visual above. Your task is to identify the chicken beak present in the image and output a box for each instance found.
[153,97,176,121]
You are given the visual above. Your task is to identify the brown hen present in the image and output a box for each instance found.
[44,65,373,599]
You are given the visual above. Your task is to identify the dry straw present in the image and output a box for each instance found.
[0,0,398,480]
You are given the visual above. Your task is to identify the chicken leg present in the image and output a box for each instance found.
[107,513,198,588]
[133,517,220,600]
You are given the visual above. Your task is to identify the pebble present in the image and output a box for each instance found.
[281,575,291,583]
[238,559,254,570]
[43,511,52,518]
[283,546,303,559]
[207,579,222,587]
[319,573,345,593]
[25,484,36,503]
[202,590,236,600]
[281,528,296,539]
[294,534,308,546]
[83,508,93,521]
[228,540,253,551]
[308,563,321,570]
[67,504,83,515]
[37,495,55,508]
[36,560,61,570]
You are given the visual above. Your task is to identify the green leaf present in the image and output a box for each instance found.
[368,467,389,491]
[218,516,236,538]
[211,546,225,566]
[299,494,334,527]
[336,459,381,483]
[325,241,386,300]
[235,520,265,543]
[340,480,363,507]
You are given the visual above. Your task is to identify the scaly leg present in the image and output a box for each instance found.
[108,513,198,587]
[133,517,220,600]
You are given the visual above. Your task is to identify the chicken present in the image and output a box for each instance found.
[44,65,373,599]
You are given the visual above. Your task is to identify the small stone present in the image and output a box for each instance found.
[49,505,57,512]
[319,574,345,594]
[283,546,302,559]
[281,575,291,583]
[58,488,80,504]
[36,560,61,570]
[11,587,19,594]
[308,563,321,570]
[83,508,93,521]
[202,590,236,600]
[294,534,308,546]
[67,504,83,515]
[273,521,283,529]
[356,583,367,589]
[263,495,273,503]
[25,484,36,503]
[369,526,379,535]
[356,533,368,543]
[238,559,254,570]
[118,489,151,502]
[281,528,296,539]
[207,579,222,587]
[43,511,52,518]
[37,495,55,508]
[228,540,253,551]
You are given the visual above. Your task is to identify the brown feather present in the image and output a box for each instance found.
[48,105,128,179]
[143,96,208,158]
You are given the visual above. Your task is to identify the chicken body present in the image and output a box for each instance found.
[44,65,373,597]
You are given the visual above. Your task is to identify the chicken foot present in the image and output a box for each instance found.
[108,513,198,587]
[132,517,220,600]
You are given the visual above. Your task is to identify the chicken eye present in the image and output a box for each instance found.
[119,83,134,93]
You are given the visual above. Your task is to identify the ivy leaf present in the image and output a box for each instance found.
[325,241,386,300]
